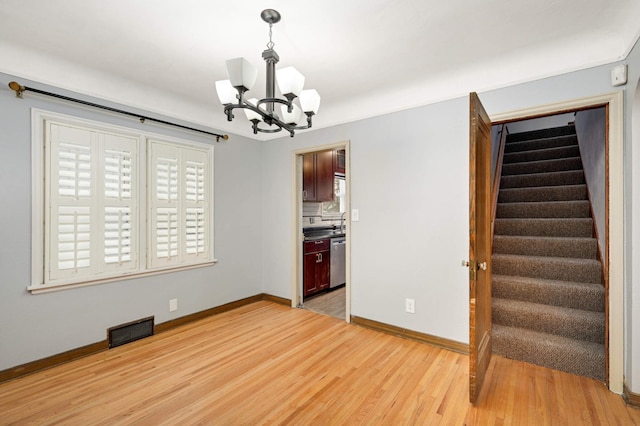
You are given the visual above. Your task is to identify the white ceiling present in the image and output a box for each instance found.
[1,1,639,140]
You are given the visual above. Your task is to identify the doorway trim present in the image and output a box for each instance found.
[291,141,351,322]
[490,91,624,393]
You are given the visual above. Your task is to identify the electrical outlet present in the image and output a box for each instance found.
[405,298,415,314]
[169,298,178,312]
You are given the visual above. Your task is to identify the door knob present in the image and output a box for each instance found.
[462,260,470,267]
[478,262,487,271]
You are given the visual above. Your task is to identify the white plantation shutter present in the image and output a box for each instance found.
[46,121,139,283]
[33,111,213,291]
[183,152,209,260]
[48,125,95,281]
[101,134,138,274]
[149,140,210,268]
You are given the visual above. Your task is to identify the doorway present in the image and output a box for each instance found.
[488,92,624,393]
[292,142,350,322]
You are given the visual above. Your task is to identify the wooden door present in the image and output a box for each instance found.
[468,92,492,404]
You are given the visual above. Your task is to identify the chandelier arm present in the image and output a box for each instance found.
[225,102,293,134]
[256,97,291,109]
[292,112,315,130]
[225,101,307,137]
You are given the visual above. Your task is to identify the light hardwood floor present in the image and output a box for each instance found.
[1,301,638,425]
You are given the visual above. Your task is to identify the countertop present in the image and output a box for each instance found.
[303,226,346,241]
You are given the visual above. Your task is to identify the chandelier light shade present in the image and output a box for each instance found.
[215,80,236,105]
[225,58,258,91]
[276,66,305,97]
[215,9,320,137]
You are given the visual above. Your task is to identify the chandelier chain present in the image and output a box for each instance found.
[266,23,275,50]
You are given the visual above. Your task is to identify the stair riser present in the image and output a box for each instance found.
[492,276,604,311]
[502,157,582,175]
[493,302,604,343]
[496,201,590,218]
[493,236,597,259]
[506,126,576,143]
[500,170,585,188]
[492,256,602,284]
[498,185,587,203]
[492,326,605,381]
[505,135,578,153]
[503,145,580,164]
[494,218,593,238]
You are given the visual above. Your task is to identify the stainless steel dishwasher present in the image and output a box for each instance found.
[330,237,346,288]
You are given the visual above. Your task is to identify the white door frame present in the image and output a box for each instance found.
[291,141,351,322]
[490,91,624,393]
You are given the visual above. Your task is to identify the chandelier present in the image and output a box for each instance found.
[215,9,321,137]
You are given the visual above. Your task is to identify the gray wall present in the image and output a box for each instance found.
[261,99,471,343]
[0,73,264,371]
[574,107,607,265]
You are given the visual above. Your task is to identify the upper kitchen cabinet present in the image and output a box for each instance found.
[303,149,335,202]
[335,149,346,175]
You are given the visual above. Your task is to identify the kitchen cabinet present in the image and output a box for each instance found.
[302,149,335,202]
[303,239,330,297]
[335,149,346,174]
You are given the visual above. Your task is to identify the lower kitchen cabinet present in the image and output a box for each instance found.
[303,239,330,297]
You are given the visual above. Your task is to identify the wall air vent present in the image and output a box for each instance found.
[108,316,154,348]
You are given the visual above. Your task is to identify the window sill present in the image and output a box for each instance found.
[28,260,218,294]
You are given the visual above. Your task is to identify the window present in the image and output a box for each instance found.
[322,175,346,218]
[30,110,215,292]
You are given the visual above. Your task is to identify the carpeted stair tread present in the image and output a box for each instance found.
[492,274,604,312]
[503,145,580,164]
[492,324,605,381]
[506,125,576,143]
[494,217,593,238]
[500,170,585,189]
[492,298,604,343]
[492,253,602,284]
[502,157,582,175]
[505,135,578,153]
[493,235,597,259]
[496,200,590,218]
[498,184,587,203]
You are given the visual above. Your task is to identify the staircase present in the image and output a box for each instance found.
[491,124,605,382]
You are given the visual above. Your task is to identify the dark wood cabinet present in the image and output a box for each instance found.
[302,153,317,201]
[302,149,335,202]
[335,149,346,174]
[303,239,330,297]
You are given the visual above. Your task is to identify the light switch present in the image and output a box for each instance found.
[351,209,360,222]
[611,64,627,87]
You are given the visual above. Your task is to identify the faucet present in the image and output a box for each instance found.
[340,211,346,233]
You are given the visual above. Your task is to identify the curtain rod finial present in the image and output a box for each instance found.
[8,81,25,98]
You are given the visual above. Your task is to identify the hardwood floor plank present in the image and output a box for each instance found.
[1,301,638,425]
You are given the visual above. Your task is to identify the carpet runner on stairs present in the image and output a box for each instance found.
[492,124,605,382]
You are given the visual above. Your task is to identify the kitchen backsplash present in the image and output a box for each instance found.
[302,202,342,228]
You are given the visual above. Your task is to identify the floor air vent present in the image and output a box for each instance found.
[108,316,154,348]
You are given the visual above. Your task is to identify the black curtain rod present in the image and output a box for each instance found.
[8,81,229,142]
